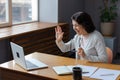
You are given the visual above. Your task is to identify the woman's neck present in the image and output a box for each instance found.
[82,32,89,38]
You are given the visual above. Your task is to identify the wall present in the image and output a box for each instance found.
[39,0,84,38]
[58,0,84,38]
[115,0,120,53]
[84,0,101,30]
[39,0,58,23]
[84,0,120,53]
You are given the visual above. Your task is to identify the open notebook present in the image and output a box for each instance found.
[53,65,98,76]
[10,42,48,70]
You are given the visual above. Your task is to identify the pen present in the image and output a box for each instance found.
[82,72,89,74]
[100,74,114,76]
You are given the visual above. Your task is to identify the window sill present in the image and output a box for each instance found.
[0,22,66,40]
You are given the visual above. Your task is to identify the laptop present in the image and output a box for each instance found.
[10,42,48,70]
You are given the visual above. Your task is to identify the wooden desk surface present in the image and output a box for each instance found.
[0,52,120,80]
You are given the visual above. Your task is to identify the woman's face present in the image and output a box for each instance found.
[72,20,86,35]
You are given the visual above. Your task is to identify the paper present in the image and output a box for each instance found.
[90,68,120,80]
[53,65,98,76]
[67,65,98,77]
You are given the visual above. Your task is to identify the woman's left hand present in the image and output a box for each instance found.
[77,48,85,57]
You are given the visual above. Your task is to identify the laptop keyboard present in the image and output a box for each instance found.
[26,60,38,68]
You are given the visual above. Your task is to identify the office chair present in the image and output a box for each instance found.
[106,47,113,63]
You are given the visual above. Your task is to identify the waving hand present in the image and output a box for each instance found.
[55,26,64,42]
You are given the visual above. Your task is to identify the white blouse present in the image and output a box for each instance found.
[56,30,108,63]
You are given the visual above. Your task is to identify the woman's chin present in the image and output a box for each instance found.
[75,31,81,35]
[77,33,81,35]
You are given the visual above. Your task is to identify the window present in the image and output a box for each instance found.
[0,0,38,27]
[0,0,8,24]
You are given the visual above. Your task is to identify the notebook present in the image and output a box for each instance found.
[10,42,48,70]
[53,65,98,76]
[53,66,72,75]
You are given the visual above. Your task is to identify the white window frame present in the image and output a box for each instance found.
[0,0,11,27]
[0,0,38,27]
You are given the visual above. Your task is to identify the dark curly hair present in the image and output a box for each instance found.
[71,12,95,33]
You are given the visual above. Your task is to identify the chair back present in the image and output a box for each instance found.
[106,47,113,63]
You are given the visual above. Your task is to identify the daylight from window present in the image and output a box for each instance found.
[0,0,8,23]
[12,0,38,24]
[0,0,38,26]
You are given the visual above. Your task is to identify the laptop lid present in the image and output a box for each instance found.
[10,42,27,69]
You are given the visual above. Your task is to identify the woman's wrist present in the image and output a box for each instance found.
[55,39,62,43]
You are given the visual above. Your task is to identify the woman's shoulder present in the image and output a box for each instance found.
[90,30,104,39]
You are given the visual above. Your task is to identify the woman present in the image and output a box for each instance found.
[55,12,108,63]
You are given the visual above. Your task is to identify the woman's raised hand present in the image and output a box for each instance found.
[55,26,64,42]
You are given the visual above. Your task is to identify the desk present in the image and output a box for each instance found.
[0,52,120,80]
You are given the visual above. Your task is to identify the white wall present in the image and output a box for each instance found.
[39,0,58,23]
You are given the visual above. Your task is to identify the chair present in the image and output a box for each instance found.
[106,47,113,63]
